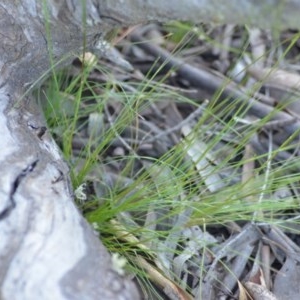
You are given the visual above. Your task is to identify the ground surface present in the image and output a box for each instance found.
[41,24,300,299]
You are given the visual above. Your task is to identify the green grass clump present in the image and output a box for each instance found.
[40,18,300,299]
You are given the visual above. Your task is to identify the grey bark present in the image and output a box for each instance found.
[101,0,300,30]
[0,0,299,300]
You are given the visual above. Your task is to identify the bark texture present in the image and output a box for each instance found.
[100,0,300,30]
[1,0,300,300]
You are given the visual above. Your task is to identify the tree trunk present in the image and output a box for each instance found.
[1,1,300,299]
